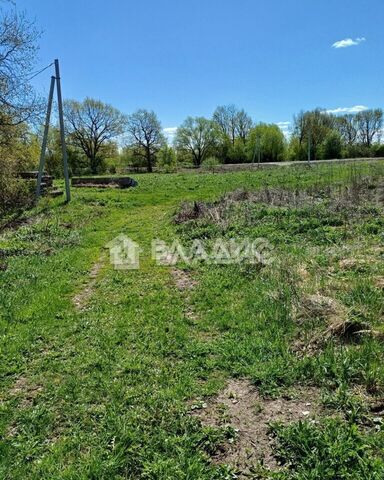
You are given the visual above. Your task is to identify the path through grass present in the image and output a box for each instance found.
[1,162,383,478]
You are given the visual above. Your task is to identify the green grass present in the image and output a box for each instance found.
[0,161,383,479]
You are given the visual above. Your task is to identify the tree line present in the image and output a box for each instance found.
[51,100,383,175]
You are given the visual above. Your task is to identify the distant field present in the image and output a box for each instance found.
[0,161,383,479]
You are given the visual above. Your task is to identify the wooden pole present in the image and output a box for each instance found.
[55,59,71,202]
[36,75,55,198]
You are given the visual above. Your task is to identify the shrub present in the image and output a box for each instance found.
[320,132,343,159]
[202,156,220,172]
[157,145,177,172]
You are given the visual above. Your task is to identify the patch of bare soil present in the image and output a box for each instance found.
[8,376,43,409]
[171,268,199,323]
[171,268,198,291]
[0,214,37,233]
[73,258,104,310]
[191,379,321,476]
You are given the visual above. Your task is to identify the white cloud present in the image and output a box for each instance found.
[277,121,291,138]
[332,37,366,49]
[326,105,368,115]
[163,127,178,143]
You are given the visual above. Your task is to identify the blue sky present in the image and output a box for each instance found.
[18,0,384,137]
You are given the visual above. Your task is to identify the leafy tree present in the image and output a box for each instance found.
[227,138,248,163]
[321,131,342,159]
[0,121,39,214]
[157,145,177,172]
[287,136,307,161]
[0,1,42,214]
[292,109,334,159]
[63,97,126,174]
[125,109,165,173]
[248,123,286,162]
[175,117,217,167]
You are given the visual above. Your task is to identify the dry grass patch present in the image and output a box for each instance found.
[7,375,43,409]
[171,268,198,291]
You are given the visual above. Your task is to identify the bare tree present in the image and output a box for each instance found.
[356,109,383,147]
[335,114,358,146]
[213,105,238,144]
[213,104,253,144]
[236,109,253,142]
[0,3,41,126]
[125,109,165,173]
[175,117,217,167]
[64,97,126,174]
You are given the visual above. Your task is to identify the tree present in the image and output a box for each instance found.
[157,145,177,172]
[63,97,126,174]
[292,109,334,159]
[212,105,253,145]
[248,123,286,162]
[175,117,217,167]
[0,2,42,214]
[125,109,165,173]
[213,105,237,145]
[334,114,358,146]
[236,109,253,142]
[356,109,383,147]
[0,2,41,125]
[321,131,342,159]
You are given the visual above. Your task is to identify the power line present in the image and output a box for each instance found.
[26,62,54,81]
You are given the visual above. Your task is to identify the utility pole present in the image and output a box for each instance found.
[55,59,70,202]
[36,59,71,202]
[252,142,257,164]
[36,76,55,198]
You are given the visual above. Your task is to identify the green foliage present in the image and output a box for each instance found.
[157,145,177,172]
[0,120,39,216]
[64,97,126,174]
[287,136,307,161]
[175,117,217,167]
[125,109,165,173]
[271,419,384,479]
[248,123,286,162]
[202,156,220,172]
[227,138,248,163]
[320,131,343,159]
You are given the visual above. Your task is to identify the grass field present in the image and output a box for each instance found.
[1,161,383,479]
